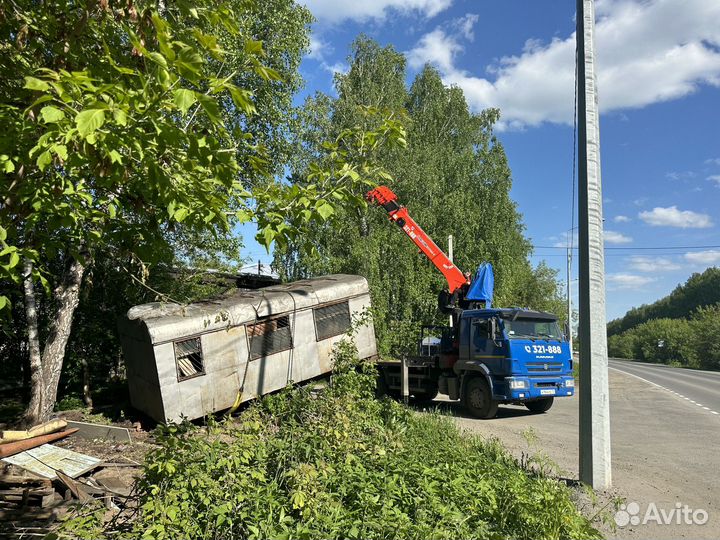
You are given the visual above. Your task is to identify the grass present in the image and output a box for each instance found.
[54,341,602,540]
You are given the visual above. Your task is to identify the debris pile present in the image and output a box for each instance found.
[0,419,142,535]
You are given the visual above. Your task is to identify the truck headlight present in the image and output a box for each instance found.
[509,379,528,390]
[565,379,575,388]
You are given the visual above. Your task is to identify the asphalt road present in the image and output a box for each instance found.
[436,365,720,539]
[609,358,720,416]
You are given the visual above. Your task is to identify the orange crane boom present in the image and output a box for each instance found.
[366,186,468,294]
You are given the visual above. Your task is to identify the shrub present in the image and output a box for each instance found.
[690,304,720,371]
[56,340,600,539]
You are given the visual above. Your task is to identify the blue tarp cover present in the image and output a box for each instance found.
[466,262,494,306]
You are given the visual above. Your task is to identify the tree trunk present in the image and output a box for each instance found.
[23,259,44,426]
[24,255,88,424]
[37,255,87,421]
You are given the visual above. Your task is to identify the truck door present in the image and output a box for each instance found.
[472,318,504,372]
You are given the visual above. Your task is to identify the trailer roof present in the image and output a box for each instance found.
[125,274,369,344]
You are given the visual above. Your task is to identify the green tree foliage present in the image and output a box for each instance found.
[606,268,720,371]
[607,267,720,336]
[689,304,720,371]
[0,3,405,421]
[275,37,566,355]
[55,342,600,539]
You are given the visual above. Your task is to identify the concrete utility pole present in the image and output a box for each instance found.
[566,246,573,353]
[577,0,612,489]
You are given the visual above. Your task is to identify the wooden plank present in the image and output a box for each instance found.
[2,444,102,480]
[0,475,52,488]
[55,471,92,503]
[66,420,132,443]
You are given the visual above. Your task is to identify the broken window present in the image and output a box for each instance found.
[247,315,293,360]
[174,337,204,381]
[314,301,351,341]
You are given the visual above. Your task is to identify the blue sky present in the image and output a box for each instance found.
[248,0,720,322]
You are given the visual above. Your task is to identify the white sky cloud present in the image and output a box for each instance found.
[307,35,330,61]
[705,158,720,166]
[406,0,720,128]
[604,230,632,244]
[454,13,479,40]
[407,28,462,72]
[626,256,681,272]
[666,171,696,181]
[684,250,720,265]
[613,215,630,223]
[606,273,656,289]
[301,0,451,24]
[638,206,713,228]
[708,175,720,187]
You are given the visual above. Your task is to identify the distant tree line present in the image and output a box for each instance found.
[607,267,720,371]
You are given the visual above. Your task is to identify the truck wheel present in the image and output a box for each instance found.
[525,397,554,413]
[463,377,498,419]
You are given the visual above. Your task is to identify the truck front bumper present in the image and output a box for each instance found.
[495,376,575,401]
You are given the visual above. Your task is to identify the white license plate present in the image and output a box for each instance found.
[540,389,556,395]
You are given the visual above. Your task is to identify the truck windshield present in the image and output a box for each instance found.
[503,319,563,340]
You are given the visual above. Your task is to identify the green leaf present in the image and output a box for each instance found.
[52,144,68,161]
[244,40,263,55]
[24,77,50,92]
[36,150,52,170]
[8,252,19,269]
[40,106,65,124]
[229,87,256,115]
[108,149,123,164]
[113,109,128,126]
[0,295,8,310]
[0,155,14,173]
[147,52,167,68]
[75,109,106,137]
[196,94,221,124]
[316,202,334,220]
[175,46,203,80]
[173,89,197,115]
[261,226,276,248]
[174,207,189,222]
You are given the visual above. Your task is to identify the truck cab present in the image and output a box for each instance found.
[452,308,575,417]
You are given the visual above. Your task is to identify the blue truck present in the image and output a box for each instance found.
[368,186,575,418]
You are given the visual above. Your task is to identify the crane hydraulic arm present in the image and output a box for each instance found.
[366,186,468,294]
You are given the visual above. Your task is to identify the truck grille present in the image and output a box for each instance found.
[526,362,564,373]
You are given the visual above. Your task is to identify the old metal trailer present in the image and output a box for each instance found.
[118,274,376,423]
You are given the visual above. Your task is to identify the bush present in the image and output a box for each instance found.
[690,304,720,371]
[57,340,600,539]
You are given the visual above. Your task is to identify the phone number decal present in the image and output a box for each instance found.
[524,345,562,354]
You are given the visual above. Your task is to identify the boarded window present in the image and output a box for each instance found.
[174,337,204,381]
[314,301,351,341]
[248,316,293,360]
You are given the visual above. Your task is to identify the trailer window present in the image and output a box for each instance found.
[314,301,351,341]
[248,316,293,360]
[174,337,205,381]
